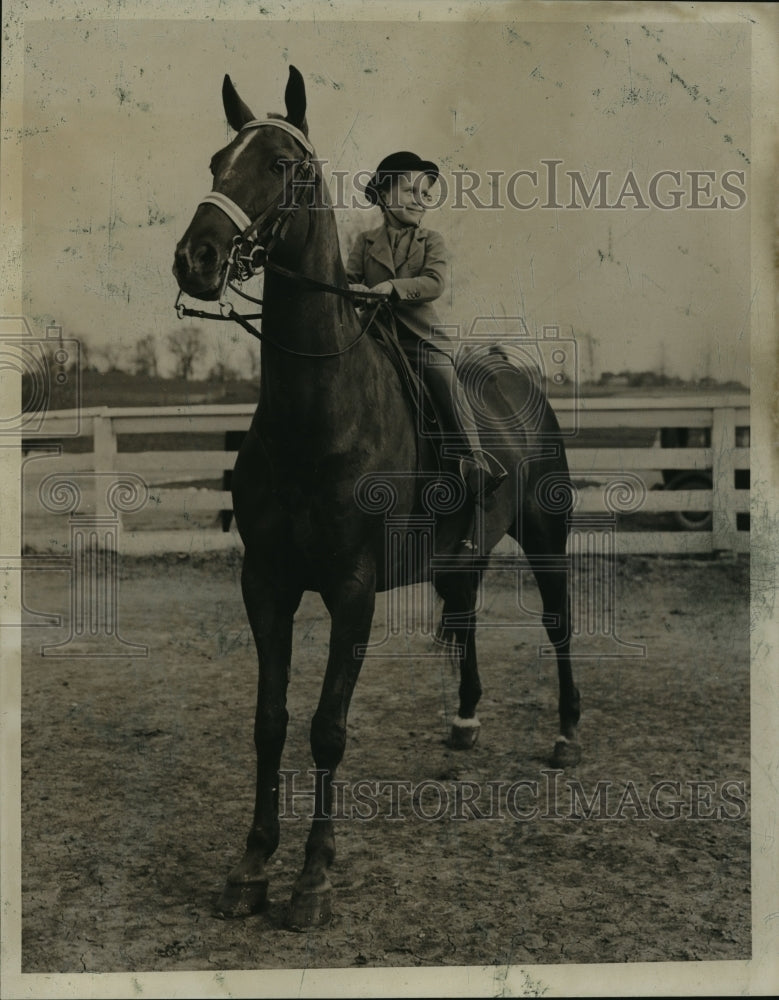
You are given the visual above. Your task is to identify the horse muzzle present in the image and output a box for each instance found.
[172,237,227,301]
[173,204,238,300]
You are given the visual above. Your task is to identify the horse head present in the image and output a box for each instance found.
[173,67,317,300]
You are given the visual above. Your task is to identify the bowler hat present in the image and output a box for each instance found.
[364,151,440,205]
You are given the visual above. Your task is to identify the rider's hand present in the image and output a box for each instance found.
[349,283,370,294]
[370,281,394,298]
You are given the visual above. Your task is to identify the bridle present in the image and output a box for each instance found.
[175,118,388,358]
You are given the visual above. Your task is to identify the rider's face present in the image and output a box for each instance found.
[380,171,436,227]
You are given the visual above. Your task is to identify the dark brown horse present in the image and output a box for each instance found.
[173,67,580,929]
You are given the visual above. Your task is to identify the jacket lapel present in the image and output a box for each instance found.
[366,226,397,276]
[402,228,426,275]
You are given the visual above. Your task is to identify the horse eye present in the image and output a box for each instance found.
[271,159,288,176]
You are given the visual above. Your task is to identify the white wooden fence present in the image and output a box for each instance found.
[22,393,749,556]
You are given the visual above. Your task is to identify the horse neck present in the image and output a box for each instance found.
[258,201,372,432]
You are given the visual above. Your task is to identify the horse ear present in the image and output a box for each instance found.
[222,75,256,131]
[284,65,308,135]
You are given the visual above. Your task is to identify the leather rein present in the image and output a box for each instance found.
[174,118,388,359]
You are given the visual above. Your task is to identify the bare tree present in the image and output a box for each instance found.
[167,326,205,381]
[69,336,98,373]
[133,334,159,378]
[97,342,127,373]
[208,359,238,382]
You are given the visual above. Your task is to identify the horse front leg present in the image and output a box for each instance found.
[216,555,302,917]
[287,561,376,929]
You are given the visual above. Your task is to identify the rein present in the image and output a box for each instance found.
[175,118,389,358]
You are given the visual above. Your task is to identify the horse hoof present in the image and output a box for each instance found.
[551,737,581,768]
[215,878,268,918]
[286,885,333,930]
[450,717,480,750]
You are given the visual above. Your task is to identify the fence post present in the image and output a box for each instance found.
[711,406,738,552]
[93,409,117,519]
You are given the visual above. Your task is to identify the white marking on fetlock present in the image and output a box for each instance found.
[453,715,481,729]
[555,734,569,744]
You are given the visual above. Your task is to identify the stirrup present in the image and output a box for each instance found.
[459,451,508,502]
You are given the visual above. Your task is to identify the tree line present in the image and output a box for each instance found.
[66,328,260,382]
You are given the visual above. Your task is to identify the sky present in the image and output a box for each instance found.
[18,9,753,382]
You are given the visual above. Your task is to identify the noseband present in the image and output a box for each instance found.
[175,118,388,358]
[199,118,318,238]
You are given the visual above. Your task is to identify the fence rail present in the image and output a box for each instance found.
[22,394,750,556]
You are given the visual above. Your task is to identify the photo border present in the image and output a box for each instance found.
[1,2,776,997]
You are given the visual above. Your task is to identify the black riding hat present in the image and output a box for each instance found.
[364,151,440,205]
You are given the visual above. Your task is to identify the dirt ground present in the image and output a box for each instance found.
[20,552,751,973]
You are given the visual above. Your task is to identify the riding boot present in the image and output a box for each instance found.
[457,450,508,554]
[459,450,508,505]
[447,371,508,504]
[423,357,507,487]
[421,357,508,553]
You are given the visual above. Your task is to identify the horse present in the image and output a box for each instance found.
[173,66,580,929]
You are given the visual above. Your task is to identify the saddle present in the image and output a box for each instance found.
[366,308,453,464]
[365,306,507,486]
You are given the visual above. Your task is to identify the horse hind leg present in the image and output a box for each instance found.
[435,569,482,750]
[512,510,581,768]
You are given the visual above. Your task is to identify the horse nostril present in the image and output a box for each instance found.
[174,242,219,279]
[193,242,218,271]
